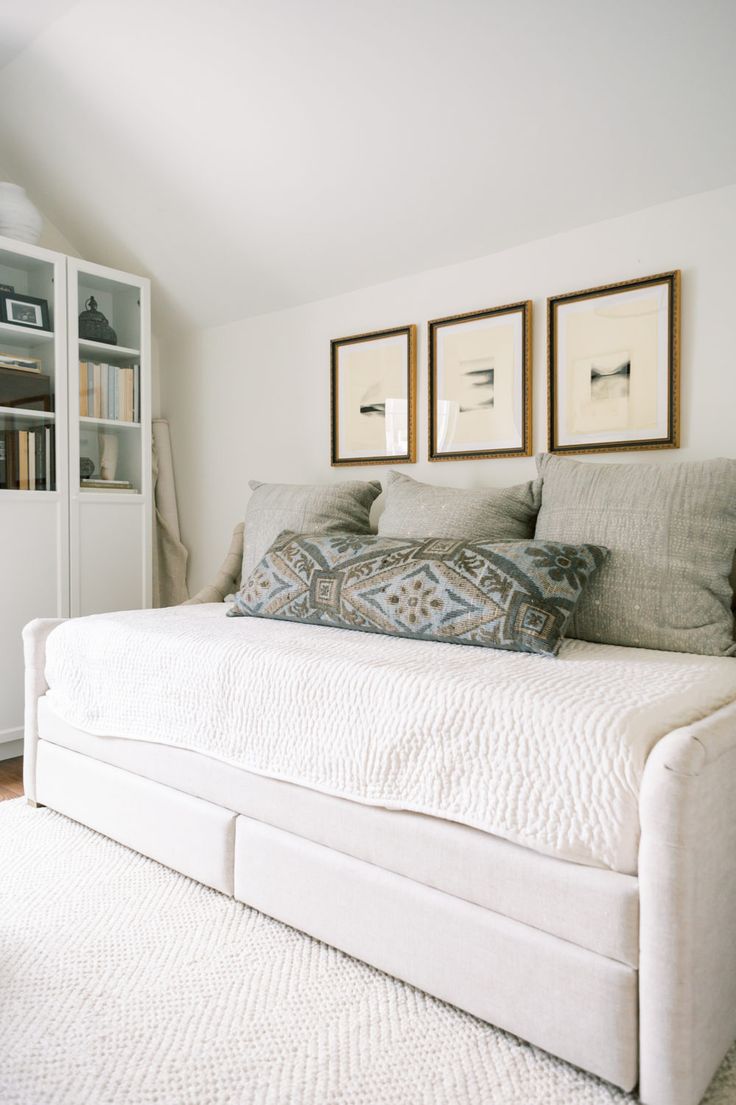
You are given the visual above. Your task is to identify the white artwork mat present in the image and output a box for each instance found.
[337,333,408,459]
[434,312,523,454]
[556,283,670,447]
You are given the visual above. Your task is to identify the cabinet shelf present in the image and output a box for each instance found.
[0,406,55,421]
[0,488,59,500]
[79,415,140,428]
[78,338,140,362]
[0,321,55,349]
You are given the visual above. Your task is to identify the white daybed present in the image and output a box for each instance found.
[22,525,736,1105]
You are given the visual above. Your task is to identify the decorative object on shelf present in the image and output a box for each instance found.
[0,291,50,331]
[0,183,42,245]
[547,270,680,454]
[0,351,41,374]
[78,296,117,345]
[98,430,119,481]
[429,300,532,461]
[0,284,14,294]
[80,457,95,480]
[331,324,416,466]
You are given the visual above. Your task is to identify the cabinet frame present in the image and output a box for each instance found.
[67,257,152,616]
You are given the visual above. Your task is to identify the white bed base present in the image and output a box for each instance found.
[23,619,736,1105]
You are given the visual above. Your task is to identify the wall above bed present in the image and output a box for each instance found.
[160,183,736,593]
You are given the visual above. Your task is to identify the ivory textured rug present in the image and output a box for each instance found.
[0,800,734,1105]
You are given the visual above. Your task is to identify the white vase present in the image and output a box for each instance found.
[98,431,119,481]
[0,183,42,245]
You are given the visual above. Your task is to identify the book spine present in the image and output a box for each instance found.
[133,365,139,422]
[19,431,28,491]
[79,361,87,417]
[28,430,36,490]
[36,430,43,490]
[7,431,17,489]
[0,433,5,488]
[101,363,108,419]
[50,426,55,491]
[45,426,51,491]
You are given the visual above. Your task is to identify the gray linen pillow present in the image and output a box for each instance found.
[378,471,542,541]
[243,479,381,579]
[534,454,736,656]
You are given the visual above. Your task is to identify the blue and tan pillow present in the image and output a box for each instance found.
[228,531,608,657]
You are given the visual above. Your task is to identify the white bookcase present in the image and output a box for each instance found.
[0,236,151,757]
[67,259,152,617]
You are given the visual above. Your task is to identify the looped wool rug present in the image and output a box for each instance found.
[0,799,734,1105]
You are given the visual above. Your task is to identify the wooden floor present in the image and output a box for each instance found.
[0,757,23,800]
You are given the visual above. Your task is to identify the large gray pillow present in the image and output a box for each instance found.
[378,471,542,541]
[534,454,736,655]
[243,479,381,579]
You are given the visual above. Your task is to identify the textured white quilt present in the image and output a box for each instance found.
[43,604,736,873]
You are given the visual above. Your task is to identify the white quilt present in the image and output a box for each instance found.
[43,604,736,873]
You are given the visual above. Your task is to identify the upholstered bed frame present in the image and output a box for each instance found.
[23,524,736,1105]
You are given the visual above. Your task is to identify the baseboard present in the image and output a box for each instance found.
[0,736,23,761]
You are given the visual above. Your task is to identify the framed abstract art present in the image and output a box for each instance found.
[331,324,416,466]
[428,301,532,461]
[547,271,680,454]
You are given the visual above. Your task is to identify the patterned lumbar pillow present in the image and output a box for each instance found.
[242,479,382,580]
[228,531,608,657]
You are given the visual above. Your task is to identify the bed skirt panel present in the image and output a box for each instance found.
[35,741,236,895]
[233,813,639,1092]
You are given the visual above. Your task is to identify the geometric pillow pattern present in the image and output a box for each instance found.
[228,531,608,657]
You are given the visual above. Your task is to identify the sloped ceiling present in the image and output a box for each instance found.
[0,0,80,70]
[1,0,735,332]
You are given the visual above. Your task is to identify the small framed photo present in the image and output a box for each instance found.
[429,301,532,461]
[548,271,680,454]
[331,324,416,466]
[0,292,50,331]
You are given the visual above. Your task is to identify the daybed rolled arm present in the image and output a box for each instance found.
[23,618,66,804]
[638,698,736,1105]
[184,522,244,604]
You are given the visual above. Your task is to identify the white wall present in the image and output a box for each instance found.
[161,184,736,593]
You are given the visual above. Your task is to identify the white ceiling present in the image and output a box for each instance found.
[0,0,80,70]
[0,0,735,330]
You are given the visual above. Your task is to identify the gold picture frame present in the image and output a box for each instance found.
[547,270,680,454]
[331,324,416,466]
[428,301,532,461]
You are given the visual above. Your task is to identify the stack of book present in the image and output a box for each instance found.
[0,426,54,490]
[79,361,140,422]
[80,478,136,493]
